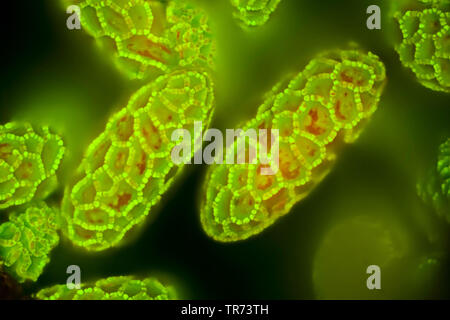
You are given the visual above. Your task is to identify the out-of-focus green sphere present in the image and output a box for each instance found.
[312,215,441,299]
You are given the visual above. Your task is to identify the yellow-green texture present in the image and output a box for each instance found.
[230,0,282,28]
[390,0,450,92]
[64,0,216,80]
[0,122,65,209]
[35,275,177,300]
[61,70,215,251]
[312,215,437,299]
[417,138,450,223]
[200,49,386,242]
[0,202,60,283]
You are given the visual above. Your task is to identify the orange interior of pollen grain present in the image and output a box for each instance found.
[255,165,276,190]
[142,126,162,151]
[234,191,255,209]
[112,149,128,171]
[339,65,369,87]
[0,143,12,159]
[263,188,289,216]
[15,161,33,180]
[85,208,108,225]
[136,153,147,175]
[74,225,95,240]
[333,87,356,122]
[125,36,171,63]
[305,108,327,136]
[115,115,134,141]
[234,170,247,188]
[108,193,132,212]
[296,138,320,163]
[334,100,344,120]
[278,147,302,180]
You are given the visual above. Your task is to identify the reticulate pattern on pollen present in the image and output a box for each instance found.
[61,70,215,251]
[200,49,387,242]
[65,0,216,80]
[230,0,282,27]
[417,138,450,223]
[391,0,450,92]
[0,202,60,283]
[0,122,65,210]
[35,275,177,300]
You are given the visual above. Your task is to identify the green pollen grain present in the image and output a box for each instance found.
[35,275,177,300]
[230,0,282,28]
[391,0,450,92]
[64,0,216,80]
[200,48,387,242]
[0,122,65,210]
[417,138,450,223]
[61,70,215,251]
[0,202,60,283]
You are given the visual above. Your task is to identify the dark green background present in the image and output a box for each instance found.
[1,0,449,299]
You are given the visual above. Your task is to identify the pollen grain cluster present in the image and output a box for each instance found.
[200,49,387,242]
[417,138,450,223]
[61,70,215,251]
[35,275,177,300]
[0,202,60,283]
[65,0,216,80]
[230,0,282,27]
[0,122,65,210]
[391,0,450,92]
